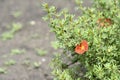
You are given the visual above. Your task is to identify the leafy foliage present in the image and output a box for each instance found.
[43,0,120,80]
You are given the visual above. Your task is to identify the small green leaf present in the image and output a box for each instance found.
[10,49,25,55]
[0,68,7,74]
[35,49,47,56]
[1,32,13,40]
[4,59,16,66]
[33,62,41,69]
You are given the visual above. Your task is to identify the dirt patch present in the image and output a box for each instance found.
[0,0,91,80]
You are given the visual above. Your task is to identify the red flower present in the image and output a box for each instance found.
[75,40,88,54]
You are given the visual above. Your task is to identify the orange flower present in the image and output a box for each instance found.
[104,18,112,25]
[75,40,88,54]
[97,18,112,27]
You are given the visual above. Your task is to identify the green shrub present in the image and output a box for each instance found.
[43,0,120,80]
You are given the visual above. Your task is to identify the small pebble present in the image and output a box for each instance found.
[41,58,46,62]
[30,21,36,25]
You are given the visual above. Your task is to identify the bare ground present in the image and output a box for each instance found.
[0,0,91,80]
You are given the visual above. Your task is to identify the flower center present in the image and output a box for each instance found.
[81,45,85,50]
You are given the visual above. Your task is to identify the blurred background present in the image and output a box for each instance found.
[0,0,91,80]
